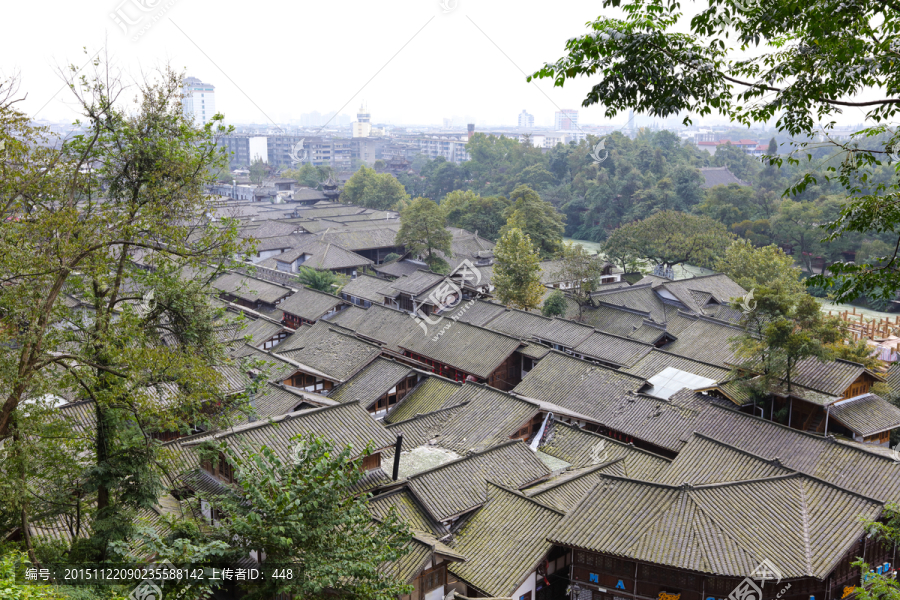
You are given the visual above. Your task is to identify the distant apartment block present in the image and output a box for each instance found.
[216,135,351,169]
[517,110,534,129]
[554,109,578,130]
[183,76,215,126]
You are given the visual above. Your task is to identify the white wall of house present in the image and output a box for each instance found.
[511,571,537,600]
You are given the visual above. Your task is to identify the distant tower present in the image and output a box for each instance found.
[182,76,216,126]
[518,110,534,129]
[467,123,475,140]
[353,102,372,137]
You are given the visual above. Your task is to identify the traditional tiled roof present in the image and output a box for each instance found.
[385,270,447,297]
[444,299,507,327]
[627,321,670,345]
[182,401,396,460]
[829,393,900,436]
[785,358,881,397]
[234,317,287,348]
[698,166,750,188]
[591,285,674,323]
[652,274,747,315]
[374,260,427,279]
[384,405,470,452]
[211,272,293,305]
[623,349,730,381]
[524,463,625,513]
[655,433,793,486]
[340,274,395,304]
[368,487,448,538]
[580,304,651,338]
[230,345,299,382]
[548,473,882,579]
[317,226,402,251]
[512,351,645,415]
[277,286,347,321]
[274,325,382,382]
[397,320,524,380]
[329,303,420,351]
[405,440,550,522]
[573,332,654,368]
[276,239,373,270]
[482,309,594,349]
[538,421,670,478]
[449,484,564,597]
[250,383,309,419]
[328,358,417,406]
[660,317,744,368]
[240,220,299,239]
[384,377,463,424]
[386,383,540,455]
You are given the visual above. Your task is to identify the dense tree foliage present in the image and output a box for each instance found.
[341,166,409,210]
[395,197,453,273]
[493,227,545,311]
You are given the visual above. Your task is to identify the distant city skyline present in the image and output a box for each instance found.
[2,0,873,130]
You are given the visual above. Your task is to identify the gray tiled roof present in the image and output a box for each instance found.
[274,325,382,382]
[538,421,671,478]
[317,226,402,251]
[525,463,625,513]
[375,260,427,279]
[398,320,524,379]
[512,351,646,417]
[369,488,448,538]
[623,349,731,381]
[660,317,744,368]
[211,272,293,305]
[277,286,347,321]
[580,304,650,338]
[182,401,396,460]
[699,166,751,188]
[331,303,421,351]
[548,473,881,579]
[654,433,793,486]
[276,239,373,270]
[328,358,416,406]
[250,383,309,419]
[406,440,550,522]
[449,484,564,597]
[787,358,878,397]
[482,309,595,348]
[386,270,447,297]
[385,377,464,424]
[444,299,507,327]
[829,393,900,436]
[573,332,654,367]
[340,274,395,304]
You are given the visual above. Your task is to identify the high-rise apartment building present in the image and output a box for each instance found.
[518,110,534,129]
[554,109,578,131]
[182,76,216,126]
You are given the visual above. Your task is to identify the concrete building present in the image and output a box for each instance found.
[217,135,351,169]
[353,102,372,138]
[182,76,215,126]
[554,109,578,131]
[517,110,534,129]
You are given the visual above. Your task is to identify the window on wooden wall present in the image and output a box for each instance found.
[419,565,446,599]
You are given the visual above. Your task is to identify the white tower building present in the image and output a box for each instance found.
[183,76,216,126]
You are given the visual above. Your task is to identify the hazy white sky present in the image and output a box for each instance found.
[0,0,875,128]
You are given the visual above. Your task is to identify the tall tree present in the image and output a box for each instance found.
[0,63,248,561]
[500,185,565,259]
[205,435,413,600]
[493,227,545,311]
[395,197,452,273]
[529,0,900,301]
[604,211,734,270]
[715,241,806,300]
[340,166,409,210]
[552,243,608,321]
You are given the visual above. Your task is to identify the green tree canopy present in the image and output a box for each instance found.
[552,243,608,321]
[340,166,409,210]
[604,211,735,270]
[206,435,412,600]
[500,185,565,259]
[529,0,900,301]
[541,289,568,318]
[493,227,546,311]
[395,197,452,273]
[715,241,806,300]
